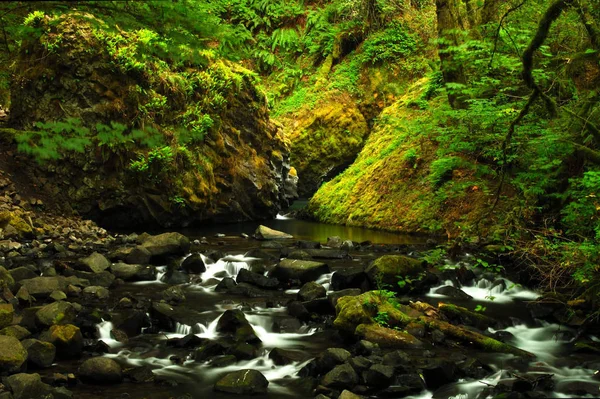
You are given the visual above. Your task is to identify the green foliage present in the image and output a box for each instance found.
[374,311,390,327]
[23,11,45,27]
[360,21,416,65]
[474,304,487,313]
[16,118,91,161]
[428,156,462,188]
[474,258,503,274]
[562,171,600,238]
[129,146,174,183]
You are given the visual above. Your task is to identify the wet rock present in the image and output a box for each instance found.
[261,241,283,249]
[236,269,279,289]
[161,270,189,285]
[77,252,110,273]
[355,324,423,349]
[328,289,362,307]
[216,309,260,344]
[0,325,30,340]
[208,355,237,367]
[110,263,156,281]
[287,301,310,322]
[331,269,370,292]
[125,365,155,383]
[229,283,273,298]
[214,369,269,394]
[380,374,425,396]
[166,333,205,348]
[433,286,473,300]
[82,286,110,301]
[298,281,326,301]
[362,364,394,387]
[355,340,378,356]
[4,373,52,399]
[321,364,359,389]
[270,259,330,284]
[8,267,37,283]
[125,246,152,265]
[254,225,293,240]
[78,357,123,384]
[40,324,83,358]
[268,348,308,365]
[49,290,67,301]
[0,266,15,290]
[326,236,343,248]
[288,250,312,260]
[228,343,257,360]
[22,339,56,368]
[161,286,186,304]
[195,341,227,361]
[35,301,77,327]
[0,335,27,373]
[347,356,373,373]
[181,253,206,274]
[317,348,351,373]
[365,255,424,292]
[215,277,237,292]
[19,276,88,298]
[303,298,334,315]
[140,232,190,258]
[381,350,410,370]
[64,269,114,288]
[421,361,459,390]
[296,240,321,249]
[305,249,349,259]
[0,303,14,329]
[339,390,362,399]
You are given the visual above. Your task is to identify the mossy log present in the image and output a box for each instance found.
[438,303,498,330]
[420,316,534,358]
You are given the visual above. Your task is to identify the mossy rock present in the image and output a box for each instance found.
[0,325,31,340]
[365,255,424,290]
[0,304,14,330]
[35,301,77,327]
[214,369,269,394]
[0,266,16,291]
[0,211,33,238]
[40,324,83,358]
[438,303,498,330]
[334,291,416,333]
[0,335,27,373]
[355,323,423,349]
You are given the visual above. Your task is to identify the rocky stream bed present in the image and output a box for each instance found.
[0,178,598,399]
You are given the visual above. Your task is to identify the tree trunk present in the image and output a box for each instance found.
[436,0,467,108]
[481,0,500,25]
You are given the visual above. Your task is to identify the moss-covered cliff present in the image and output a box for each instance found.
[7,12,296,227]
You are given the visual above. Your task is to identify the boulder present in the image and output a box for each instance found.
[328,289,362,307]
[49,290,67,301]
[77,252,111,274]
[365,255,424,290]
[316,348,352,373]
[362,364,394,387]
[254,225,293,240]
[0,266,16,290]
[0,303,14,329]
[0,335,27,373]
[40,324,83,358]
[181,253,206,274]
[82,286,110,301]
[236,269,279,289]
[22,339,56,368]
[35,301,77,328]
[326,236,343,248]
[268,348,308,366]
[0,325,30,340]
[161,286,186,304]
[321,363,359,389]
[270,259,330,284]
[110,263,156,281]
[111,245,152,265]
[331,268,370,291]
[64,269,115,287]
[214,369,269,394]
[9,267,37,283]
[141,232,190,257]
[216,309,261,344]
[339,390,362,399]
[4,373,52,399]
[298,282,326,302]
[78,357,123,384]
[20,276,89,298]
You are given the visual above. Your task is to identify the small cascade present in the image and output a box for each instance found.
[428,276,539,303]
[198,254,259,285]
[97,320,123,349]
[133,266,167,286]
[276,213,291,220]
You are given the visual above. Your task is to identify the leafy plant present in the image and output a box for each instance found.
[374,311,390,327]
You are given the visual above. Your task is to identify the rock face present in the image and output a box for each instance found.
[281,94,369,197]
[9,12,297,228]
[78,357,123,384]
[214,369,269,394]
[0,335,27,373]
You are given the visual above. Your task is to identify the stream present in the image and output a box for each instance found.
[65,216,598,398]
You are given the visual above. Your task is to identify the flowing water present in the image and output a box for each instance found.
[72,217,598,398]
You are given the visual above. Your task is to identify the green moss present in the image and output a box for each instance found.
[355,323,423,348]
[334,291,415,333]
